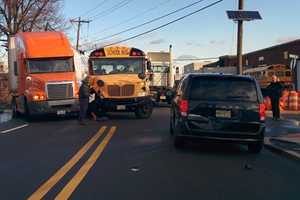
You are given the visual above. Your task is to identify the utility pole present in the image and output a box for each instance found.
[70,17,91,50]
[168,44,173,88]
[227,1,262,74]
[237,0,244,75]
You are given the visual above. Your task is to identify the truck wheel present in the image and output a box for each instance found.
[174,136,184,148]
[11,98,20,118]
[135,103,153,119]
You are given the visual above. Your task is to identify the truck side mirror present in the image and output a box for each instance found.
[147,61,152,71]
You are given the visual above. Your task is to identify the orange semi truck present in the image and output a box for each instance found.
[8,32,80,117]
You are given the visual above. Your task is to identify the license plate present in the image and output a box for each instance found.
[216,110,231,118]
[57,110,66,115]
[160,96,166,100]
[117,105,126,110]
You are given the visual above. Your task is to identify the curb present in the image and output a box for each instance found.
[283,119,300,127]
[264,137,300,161]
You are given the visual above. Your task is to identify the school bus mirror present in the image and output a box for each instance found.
[147,61,152,71]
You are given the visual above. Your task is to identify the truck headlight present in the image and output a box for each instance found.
[137,91,147,97]
[33,94,45,101]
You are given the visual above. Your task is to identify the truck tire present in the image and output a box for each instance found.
[135,103,153,119]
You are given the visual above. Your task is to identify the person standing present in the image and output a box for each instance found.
[78,76,90,125]
[266,75,284,120]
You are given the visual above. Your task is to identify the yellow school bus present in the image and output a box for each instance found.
[88,46,153,118]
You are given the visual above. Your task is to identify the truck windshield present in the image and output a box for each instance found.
[27,58,74,73]
[91,58,144,75]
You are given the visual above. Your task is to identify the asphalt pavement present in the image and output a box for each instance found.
[0,107,299,200]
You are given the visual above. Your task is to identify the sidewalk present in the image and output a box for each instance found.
[265,111,300,160]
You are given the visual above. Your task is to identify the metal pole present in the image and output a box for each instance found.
[76,17,81,50]
[168,45,173,87]
[237,0,244,75]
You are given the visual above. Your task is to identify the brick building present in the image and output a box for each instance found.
[0,73,9,105]
[204,39,300,68]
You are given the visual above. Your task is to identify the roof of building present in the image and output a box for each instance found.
[245,39,300,56]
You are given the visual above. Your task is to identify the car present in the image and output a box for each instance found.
[170,73,266,153]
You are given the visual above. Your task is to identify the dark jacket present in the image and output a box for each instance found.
[266,82,284,100]
[79,83,90,99]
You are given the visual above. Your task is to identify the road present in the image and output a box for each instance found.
[0,107,299,200]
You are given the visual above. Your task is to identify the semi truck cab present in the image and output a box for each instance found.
[9,32,79,117]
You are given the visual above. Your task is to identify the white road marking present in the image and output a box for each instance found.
[1,124,29,134]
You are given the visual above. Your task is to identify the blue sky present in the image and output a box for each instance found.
[63,0,300,59]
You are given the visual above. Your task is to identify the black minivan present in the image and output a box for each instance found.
[170,74,266,153]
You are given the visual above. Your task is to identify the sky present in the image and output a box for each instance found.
[63,0,300,61]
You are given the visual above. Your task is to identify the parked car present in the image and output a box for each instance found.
[170,73,266,153]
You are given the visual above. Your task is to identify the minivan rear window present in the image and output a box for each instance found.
[190,77,258,102]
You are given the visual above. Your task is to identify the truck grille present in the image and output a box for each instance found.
[108,85,121,96]
[108,85,135,96]
[47,82,74,99]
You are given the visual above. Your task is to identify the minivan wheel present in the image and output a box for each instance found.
[248,142,263,154]
[174,136,184,148]
[169,119,174,135]
[169,114,174,135]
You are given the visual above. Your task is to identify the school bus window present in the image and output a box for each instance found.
[285,71,291,76]
[268,71,274,76]
[275,71,285,77]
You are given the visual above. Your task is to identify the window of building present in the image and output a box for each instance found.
[284,51,289,60]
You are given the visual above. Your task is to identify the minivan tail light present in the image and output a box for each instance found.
[259,103,266,121]
[179,100,189,117]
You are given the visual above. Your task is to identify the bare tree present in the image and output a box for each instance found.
[0,0,68,48]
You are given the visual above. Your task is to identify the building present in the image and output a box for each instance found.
[183,62,205,74]
[0,61,8,73]
[204,55,237,68]
[204,39,300,69]
[0,73,9,105]
[243,39,300,68]
[200,66,237,74]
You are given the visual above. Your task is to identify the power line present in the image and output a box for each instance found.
[89,0,207,43]
[80,0,110,17]
[85,0,223,50]
[85,0,172,40]
[89,0,134,20]
[174,57,219,61]
[70,17,92,50]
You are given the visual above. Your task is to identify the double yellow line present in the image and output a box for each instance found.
[28,126,117,200]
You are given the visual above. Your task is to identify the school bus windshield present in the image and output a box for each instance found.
[91,58,144,75]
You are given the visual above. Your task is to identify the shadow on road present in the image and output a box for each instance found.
[176,140,255,156]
